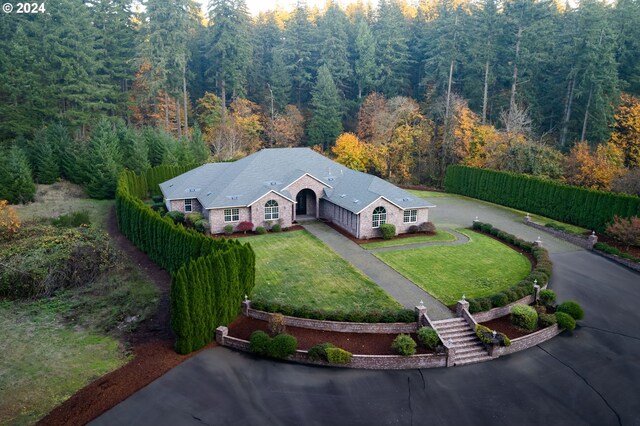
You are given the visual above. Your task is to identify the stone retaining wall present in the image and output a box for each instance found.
[216,326,446,370]
[493,324,562,356]
[243,302,418,334]
[473,295,535,323]
[523,216,595,250]
[592,251,640,273]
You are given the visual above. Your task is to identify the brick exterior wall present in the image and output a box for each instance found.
[169,198,203,214]
[283,174,328,219]
[249,192,294,230]
[208,207,252,234]
[245,305,418,334]
[215,326,447,370]
[357,198,429,239]
[320,199,360,236]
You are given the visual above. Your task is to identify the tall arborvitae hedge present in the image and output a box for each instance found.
[116,167,255,354]
[444,165,640,232]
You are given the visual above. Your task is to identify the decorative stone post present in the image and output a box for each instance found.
[524,213,531,224]
[456,298,469,317]
[534,236,543,247]
[533,281,541,302]
[216,326,228,345]
[415,302,428,326]
[242,297,251,316]
[588,231,598,250]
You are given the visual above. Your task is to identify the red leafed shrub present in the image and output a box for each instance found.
[606,215,640,249]
[237,221,254,234]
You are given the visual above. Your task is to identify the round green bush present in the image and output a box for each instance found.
[408,225,419,234]
[255,226,267,235]
[510,304,538,331]
[308,342,335,361]
[166,211,185,224]
[271,224,282,233]
[194,219,209,233]
[491,292,509,308]
[555,311,576,330]
[480,223,493,233]
[538,313,557,328]
[249,330,271,355]
[326,347,352,364]
[417,327,440,350]
[539,289,556,306]
[391,334,417,356]
[223,224,233,235]
[267,333,297,359]
[468,299,481,314]
[380,223,396,240]
[478,298,492,311]
[503,288,519,303]
[557,300,584,320]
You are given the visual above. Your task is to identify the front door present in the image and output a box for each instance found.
[296,191,307,215]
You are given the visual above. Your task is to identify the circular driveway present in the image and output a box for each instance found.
[92,195,640,426]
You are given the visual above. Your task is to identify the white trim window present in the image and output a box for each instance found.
[224,208,240,222]
[184,199,193,213]
[372,206,386,228]
[264,200,279,220]
[403,209,417,223]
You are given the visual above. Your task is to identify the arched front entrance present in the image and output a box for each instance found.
[295,188,317,218]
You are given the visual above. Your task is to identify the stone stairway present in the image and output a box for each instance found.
[432,318,492,366]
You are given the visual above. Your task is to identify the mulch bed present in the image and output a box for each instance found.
[324,220,438,245]
[37,206,206,426]
[590,232,640,259]
[211,225,305,238]
[227,316,434,356]
[480,306,555,340]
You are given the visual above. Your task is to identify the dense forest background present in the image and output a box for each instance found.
[1,0,640,202]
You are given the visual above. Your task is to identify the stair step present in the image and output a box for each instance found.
[433,318,467,325]
[455,345,486,355]
[450,340,485,349]
[436,325,471,333]
[447,335,479,344]
[438,330,475,337]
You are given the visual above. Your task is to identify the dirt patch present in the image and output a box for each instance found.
[37,206,197,426]
[227,316,433,356]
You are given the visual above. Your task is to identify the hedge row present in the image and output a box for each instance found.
[467,222,552,314]
[594,242,640,263]
[250,300,416,323]
[119,164,195,200]
[445,165,640,232]
[116,168,255,354]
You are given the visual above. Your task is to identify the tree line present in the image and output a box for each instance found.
[1,0,640,197]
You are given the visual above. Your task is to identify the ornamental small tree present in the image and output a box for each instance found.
[238,221,253,234]
[606,216,640,250]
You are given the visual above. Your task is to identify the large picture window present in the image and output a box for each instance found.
[224,208,240,222]
[372,206,386,228]
[184,199,192,213]
[403,209,417,223]
[264,200,279,220]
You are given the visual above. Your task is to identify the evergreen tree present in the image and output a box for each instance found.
[33,130,59,184]
[190,126,210,163]
[282,2,316,106]
[373,0,410,96]
[317,1,353,95]
[86,119,121,199]
[307,65,343,149]
[0,146,36,204]
[353,18,376,99]
[116,122,150,174]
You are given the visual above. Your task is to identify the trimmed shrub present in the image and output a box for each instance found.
[380,223,396,240]
[223,224,233,235]
[480,223,493,233]
[165,211,185,224]
[555,312,576,330]
[272,223,282,233]
[185,212,204,227]
[238,221,254,234]
[392,334,416,356]
[491,293,509,308]
[308,343,336,361]
[510,304,538,331]
[539,289,556,306]
[255,226,267,235]
[478,298,492,312]
[408,225,419,234]
[52,211,91,228]
[475,324,511,346]
[326,347,352,364]
[557,301,584,320]
[267,333,297,359]
[417,327,440,350]
[419,221,436,233]
[268,313,286,336]
[503,288,519,303]
[249,330,270,355]
[538,313,557,328]
[468,299,481,314]
[194,219,209,233]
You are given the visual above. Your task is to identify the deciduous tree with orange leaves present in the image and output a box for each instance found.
[564,142,624,190]
[609,93,640,168]
[332,133,369,172]
[0,200,20,239]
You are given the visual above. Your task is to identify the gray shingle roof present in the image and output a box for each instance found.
[159,148,435,213]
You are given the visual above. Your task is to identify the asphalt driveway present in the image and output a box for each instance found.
[92,195,640,426]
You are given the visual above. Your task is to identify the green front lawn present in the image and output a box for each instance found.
[361,230,456,249]
[237,230,401,311]
[374,229,531,305]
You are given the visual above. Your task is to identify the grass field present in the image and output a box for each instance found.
[408,189,589,235]
[1,182,158,425]
[361,230,456,249]
[0,300,128,425]
[374,229,531,305]
[237,230,401,311]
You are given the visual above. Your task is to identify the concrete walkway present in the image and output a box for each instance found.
[367,228,469,253]
[302,221,454,320]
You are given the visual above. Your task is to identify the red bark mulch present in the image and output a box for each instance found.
[227,316,434,356]
[37,206,206,426]
[590,232,640,259]
[211,225,305,238]
[324,220,438,245]
[480,316,533,339]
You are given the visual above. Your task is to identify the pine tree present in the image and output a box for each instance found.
[307,65,343,149]
[33,130,59,184]
[373,0,410,97]
[190,126,210,163]
[353,18,376,99]
[0,146,36,204]
[116,122,150,174]
[316,1,353,95]
[86,119,122,199]
[282,2,316,106]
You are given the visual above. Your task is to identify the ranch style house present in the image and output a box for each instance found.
[160,148,435,239]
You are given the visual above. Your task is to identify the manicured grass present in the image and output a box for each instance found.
[236,230,401,311]
[374,229,531,305]
[361,230,456,249]
[0,299,128,425]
